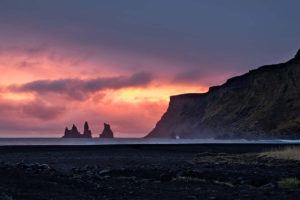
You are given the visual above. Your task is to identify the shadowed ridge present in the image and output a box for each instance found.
[147,49,300,139]
[294,49,300,60]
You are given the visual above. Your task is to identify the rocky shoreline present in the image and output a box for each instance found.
[0,144,299,199]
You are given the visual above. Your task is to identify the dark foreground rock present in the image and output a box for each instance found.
[0,144,299,200]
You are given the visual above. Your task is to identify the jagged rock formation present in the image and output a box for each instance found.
[83,121,92,138]
[99,123,114,138]
[62,122,92,138]
[63,124,81,138]
[147,49,300,139]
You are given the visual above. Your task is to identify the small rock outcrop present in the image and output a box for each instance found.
[62,122,92,138]
[99,123,114,138]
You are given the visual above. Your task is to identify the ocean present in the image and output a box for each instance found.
[0,138,300,146]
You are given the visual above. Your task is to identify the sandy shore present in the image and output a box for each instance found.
[0,144,299,199]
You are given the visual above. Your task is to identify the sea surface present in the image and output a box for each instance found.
[0,138,300,146]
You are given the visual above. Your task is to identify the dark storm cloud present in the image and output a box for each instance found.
[22,101,66,120]
[0,45,48,56]
[0,44,91,68]
[0,98,65,121]
[172,68,235,86]
[11,72,153,100]
[1,0,300,77]
[173,70,207,84]
[0,107,63,134]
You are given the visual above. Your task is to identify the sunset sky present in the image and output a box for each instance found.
[0,0,300,137]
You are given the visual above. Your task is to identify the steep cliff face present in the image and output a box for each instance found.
[147,50,300,139]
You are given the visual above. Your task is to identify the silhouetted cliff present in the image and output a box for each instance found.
[147,49,300,139]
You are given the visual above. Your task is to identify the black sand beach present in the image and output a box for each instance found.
[0,144,300,200]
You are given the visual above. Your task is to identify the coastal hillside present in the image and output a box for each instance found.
[147,50,300,139]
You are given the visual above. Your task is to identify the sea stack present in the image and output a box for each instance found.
[62,122,92,138]
[82,121,92,138]
[63,124,81,138]
[99,123,114,138]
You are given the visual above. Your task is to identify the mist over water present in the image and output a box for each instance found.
[0,138,300,146]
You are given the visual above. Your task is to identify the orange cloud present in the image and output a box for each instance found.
[0,44,210,137]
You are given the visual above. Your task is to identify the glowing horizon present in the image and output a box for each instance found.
[0,1,299,137]
[0,47,213,137]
